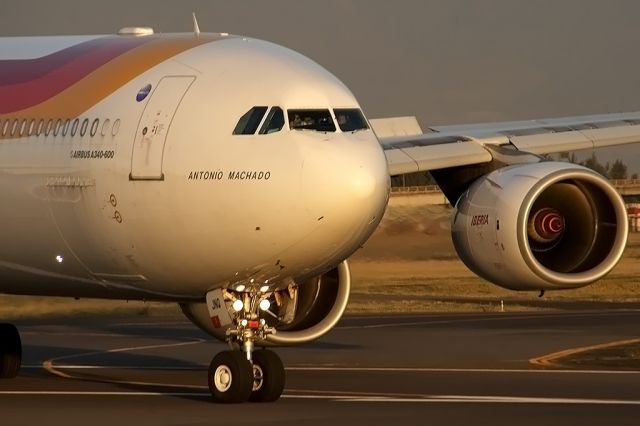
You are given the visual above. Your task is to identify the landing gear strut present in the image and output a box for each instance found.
[0,323,22,379]
[208,286,285,403]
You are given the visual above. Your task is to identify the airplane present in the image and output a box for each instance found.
[0,22,635,403]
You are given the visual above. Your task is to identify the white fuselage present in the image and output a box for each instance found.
[0,33,390,300]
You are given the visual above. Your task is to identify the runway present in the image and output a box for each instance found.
[1,310,640,425]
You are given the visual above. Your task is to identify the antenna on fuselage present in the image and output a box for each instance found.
[192,12,201,36]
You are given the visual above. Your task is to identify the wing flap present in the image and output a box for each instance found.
[385,141,492,175]
[509,124,640,153]
[510,131,593,154]
[581,125,640,148]
[385,148,419,175]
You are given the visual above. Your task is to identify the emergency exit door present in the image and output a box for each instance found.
[130,76,196,180]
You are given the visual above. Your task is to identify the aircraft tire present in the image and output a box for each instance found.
[208,351,253,403]
[0,323,22,379]
[249,349,285,402]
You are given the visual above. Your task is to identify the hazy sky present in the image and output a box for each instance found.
[2,0,640,170]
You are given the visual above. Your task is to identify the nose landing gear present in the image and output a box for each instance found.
[207,287,285,403]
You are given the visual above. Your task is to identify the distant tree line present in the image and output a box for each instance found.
[559,152,638,180]
[391,153,637,188]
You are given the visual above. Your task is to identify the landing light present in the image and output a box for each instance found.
[55,255,64,263]
[232,299,244,312]
[259,285,270,293]
[235,284,246,292]
[259,299,270,311]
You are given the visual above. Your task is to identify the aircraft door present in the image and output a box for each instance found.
[130,76,196,180]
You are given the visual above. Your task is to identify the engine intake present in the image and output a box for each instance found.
[452,162,628,290]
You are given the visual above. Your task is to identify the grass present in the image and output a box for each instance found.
[347,239,640,314]
[346,298,546,314]
[0,297,180,321]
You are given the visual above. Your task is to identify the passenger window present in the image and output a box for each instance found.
[90,118,99,137]
[10,119,19,136]
[36,119,44,136]
[28,119,36,136]
[71,118,80,136]
[80,118,89,136]
[101,119,110,136]
[19,119,27,136]
[111,119,121,136]
[45,119,53,136]
[62,119,71,136]
[288,109,336,132]
[333,109,369,132]
[53,119,62,136]
[233,106,268,135]
[259,107,285,134]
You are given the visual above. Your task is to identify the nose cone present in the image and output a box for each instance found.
[300,131,390,262]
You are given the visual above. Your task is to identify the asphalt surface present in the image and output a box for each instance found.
[1,310,640,425]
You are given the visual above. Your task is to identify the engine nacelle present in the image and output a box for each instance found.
[180,260,351,345]
[452,162,628,291]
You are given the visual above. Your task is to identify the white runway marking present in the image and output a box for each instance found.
[286,366,640,375]
[335,395,640,405]
[0,391,211,397]
[24,364,205,370]
[32,364,640,375]
[1,390,640,405]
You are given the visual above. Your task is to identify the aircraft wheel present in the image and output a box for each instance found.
[0,323,22,379]
[249,349,285,402]
[208,351,253,403]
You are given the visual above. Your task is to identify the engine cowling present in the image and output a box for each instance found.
[451,162,628,291]
[180,260,351,345]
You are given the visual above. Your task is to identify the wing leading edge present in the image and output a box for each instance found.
[376,111,640,176]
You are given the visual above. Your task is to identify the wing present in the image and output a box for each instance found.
[375,112,640,176]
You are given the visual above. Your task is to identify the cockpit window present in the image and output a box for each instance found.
[233,106,268,135]
[259,107,285,134]
[333,109,369,132]
[288,109,336,132]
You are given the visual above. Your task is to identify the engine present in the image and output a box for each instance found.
[451,162,628,291]
[180,260,351,345]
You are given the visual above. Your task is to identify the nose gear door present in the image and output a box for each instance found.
[130,75,196,180]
